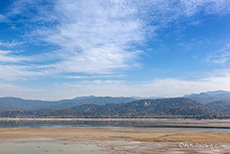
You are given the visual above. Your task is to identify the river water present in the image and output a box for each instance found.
[1,119,230,131]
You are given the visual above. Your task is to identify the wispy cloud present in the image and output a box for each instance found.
[206,43,230,65]
[36,0,144,75]
[65,74,125,79]
[0,50,29,63]
[0,64,53,81]
[1,0,230,81]
[0,41,23,47]
[0,82,46,100]
[1,0,145,79]
[0,14,7,22]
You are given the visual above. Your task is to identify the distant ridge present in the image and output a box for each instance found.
[0,97,54,110]
[0,96,137,110]
[184,90,230,104]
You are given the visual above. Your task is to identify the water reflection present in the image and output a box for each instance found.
[0,120,146,128]
[0,119,230,130]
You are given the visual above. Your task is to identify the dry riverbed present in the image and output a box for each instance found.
[1,127,230,153]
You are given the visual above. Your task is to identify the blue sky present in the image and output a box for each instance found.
[0,0,230,100]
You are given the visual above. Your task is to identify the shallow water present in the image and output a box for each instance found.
[0,139,101,154]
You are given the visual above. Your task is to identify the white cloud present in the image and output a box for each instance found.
[0,50,30,63]
[0,64,60,81]
[29,0,230,76]
[204,0,230,14]
[0,49,63,80]
[48,72,230,100]
[180,0,230,16]
[37,0,144,74]
[55,45,141,74]
[0,82,46,100]
[141,76,230,97]
[0,14,7,22]
[0,65,36,81]
[65,74,125,79]
[0,41,23,47]
[1,0,144,78]
[206,43,230,65]
[1,70,230,100]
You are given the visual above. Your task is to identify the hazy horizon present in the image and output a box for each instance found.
[0,89,229,101]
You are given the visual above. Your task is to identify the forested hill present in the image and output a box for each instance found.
[67,97,214,115]
[0,102,16,111]
[206,99,230,114]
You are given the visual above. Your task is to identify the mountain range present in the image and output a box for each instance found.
[0,90,230,118]
[0,97,217,118]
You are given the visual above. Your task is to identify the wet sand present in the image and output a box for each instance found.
[1,127,230,153]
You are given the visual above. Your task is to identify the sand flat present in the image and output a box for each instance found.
[0,127,230,143]
[1,127,230,153]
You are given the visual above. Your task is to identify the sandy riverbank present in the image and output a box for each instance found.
[1,127,230,153]
[1,127,230,143]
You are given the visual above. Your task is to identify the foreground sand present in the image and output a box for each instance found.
[1,118,230,153]
[1,127,230,153]
[1,127,230,143]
